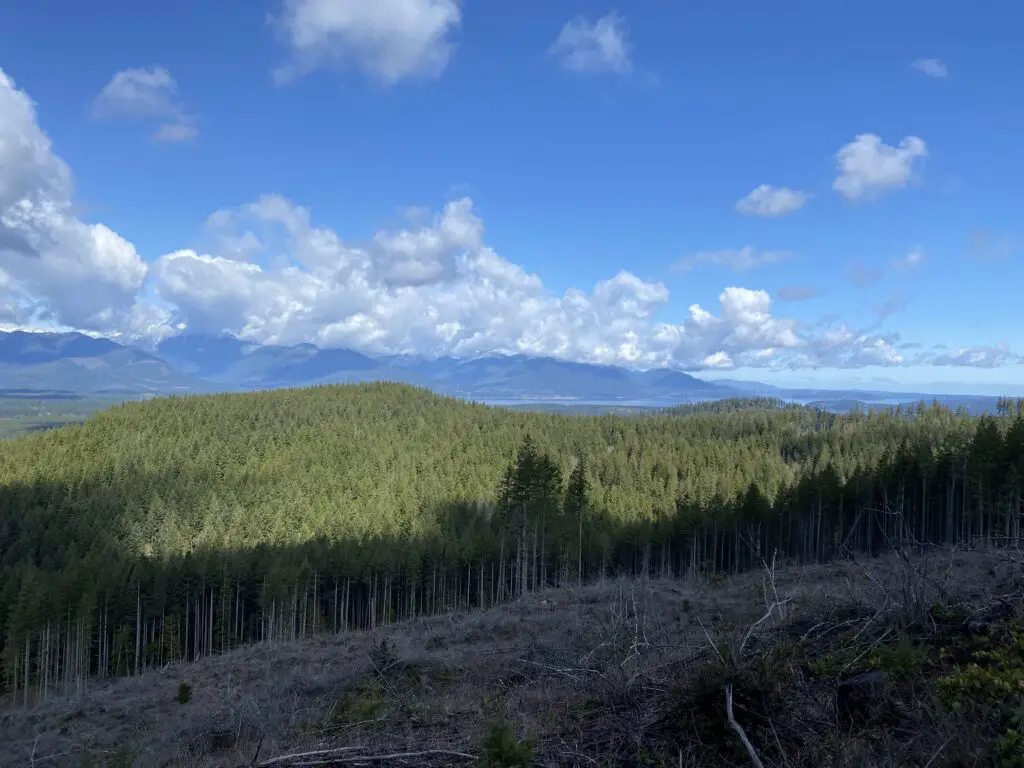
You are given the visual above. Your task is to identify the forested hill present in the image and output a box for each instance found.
[2,382,1024,699]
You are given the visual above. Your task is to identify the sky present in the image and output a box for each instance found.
[0,0,1021,394]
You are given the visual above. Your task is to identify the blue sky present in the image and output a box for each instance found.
[0,0,1021,394]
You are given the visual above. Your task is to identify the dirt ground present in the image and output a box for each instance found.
[2,547,1021,767]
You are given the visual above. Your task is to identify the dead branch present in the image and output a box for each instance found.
[738,597,792,657]
[725,684,765,768]
[696,615,726,666]
[252,747,362,767]
[252,746,476,767]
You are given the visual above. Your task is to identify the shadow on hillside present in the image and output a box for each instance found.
[0,433,1001,690]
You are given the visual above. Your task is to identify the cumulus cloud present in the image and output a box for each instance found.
[1,67,1015,373]
[833,134,927,201]
[735,185,809,217]
[148,200,848,371]
[549,13,632,74]
[92,66,197,142]
[0,68,149,331]
[673,247,790,273]
[801,324,905,369]
[700,351,733,369]
[911,58,948,78]
[271,0,462,85]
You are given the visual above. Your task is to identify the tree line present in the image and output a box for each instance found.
[1,385,1023,702]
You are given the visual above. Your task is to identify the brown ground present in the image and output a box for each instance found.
[2,546,1022,767]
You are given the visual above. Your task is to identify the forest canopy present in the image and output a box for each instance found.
[1,383,1023,698]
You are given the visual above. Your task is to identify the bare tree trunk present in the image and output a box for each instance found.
[578,506,583,586]
[134,584,141,676]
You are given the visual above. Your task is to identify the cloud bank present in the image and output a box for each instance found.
[0,68,1012,373]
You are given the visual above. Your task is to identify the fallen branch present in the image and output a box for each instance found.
[725,684,765,768]
[252,746,476,767]
[251,747,362,767]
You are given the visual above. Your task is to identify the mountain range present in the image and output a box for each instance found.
[0,330,734,402]
[0,331,207,394]
[0,330,1012,417]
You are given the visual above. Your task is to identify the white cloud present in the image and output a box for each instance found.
[892,249,924,269]
[735,185,809,217]
[146,201,837,370]
[929,346,1015,369]
[92,67,179,119]
[92,66,197,142]
[271,0,462,85]
[700,351,733,369]
[549,13,632,74]
[803,324,905,368]
[911,58,948,78]
[1,67,1014,373]
[153,121,198,143]
[0,68,149,331]
[833,134,927,201]
[674,247,790,273]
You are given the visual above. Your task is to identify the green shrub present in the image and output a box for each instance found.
[993,729,1024,768]
[480,719,534,768]
[329,680,387,726]
[936,629,1024,712]
[868,632,930,679]
[936,623,1024,763]
[177,682,192,705]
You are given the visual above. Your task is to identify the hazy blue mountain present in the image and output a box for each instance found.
[636,368,730,397]
[0,331,212,394]
[213,343,380,387]
[706,378,787,394]
[381,354,732,401]
[154,334,260,377]
[0,330,124,364]
[4,331,736,401]
[430,355,634,399]
[7,331,1006,413]
[155,334,380,388]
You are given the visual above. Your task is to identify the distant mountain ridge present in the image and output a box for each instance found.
[1,330,1012,415]
[0,331,214,394]
[0,330,733,401]
[155,334,382,387]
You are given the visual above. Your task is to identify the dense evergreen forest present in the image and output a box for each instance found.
[2,383,1024,702]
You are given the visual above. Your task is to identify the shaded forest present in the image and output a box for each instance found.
[2,383,1024,703]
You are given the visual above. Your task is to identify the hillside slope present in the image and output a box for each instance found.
[1,384,1023,727]
[1,549,1020,767]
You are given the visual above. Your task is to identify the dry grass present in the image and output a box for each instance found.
[2,546,1022,767]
